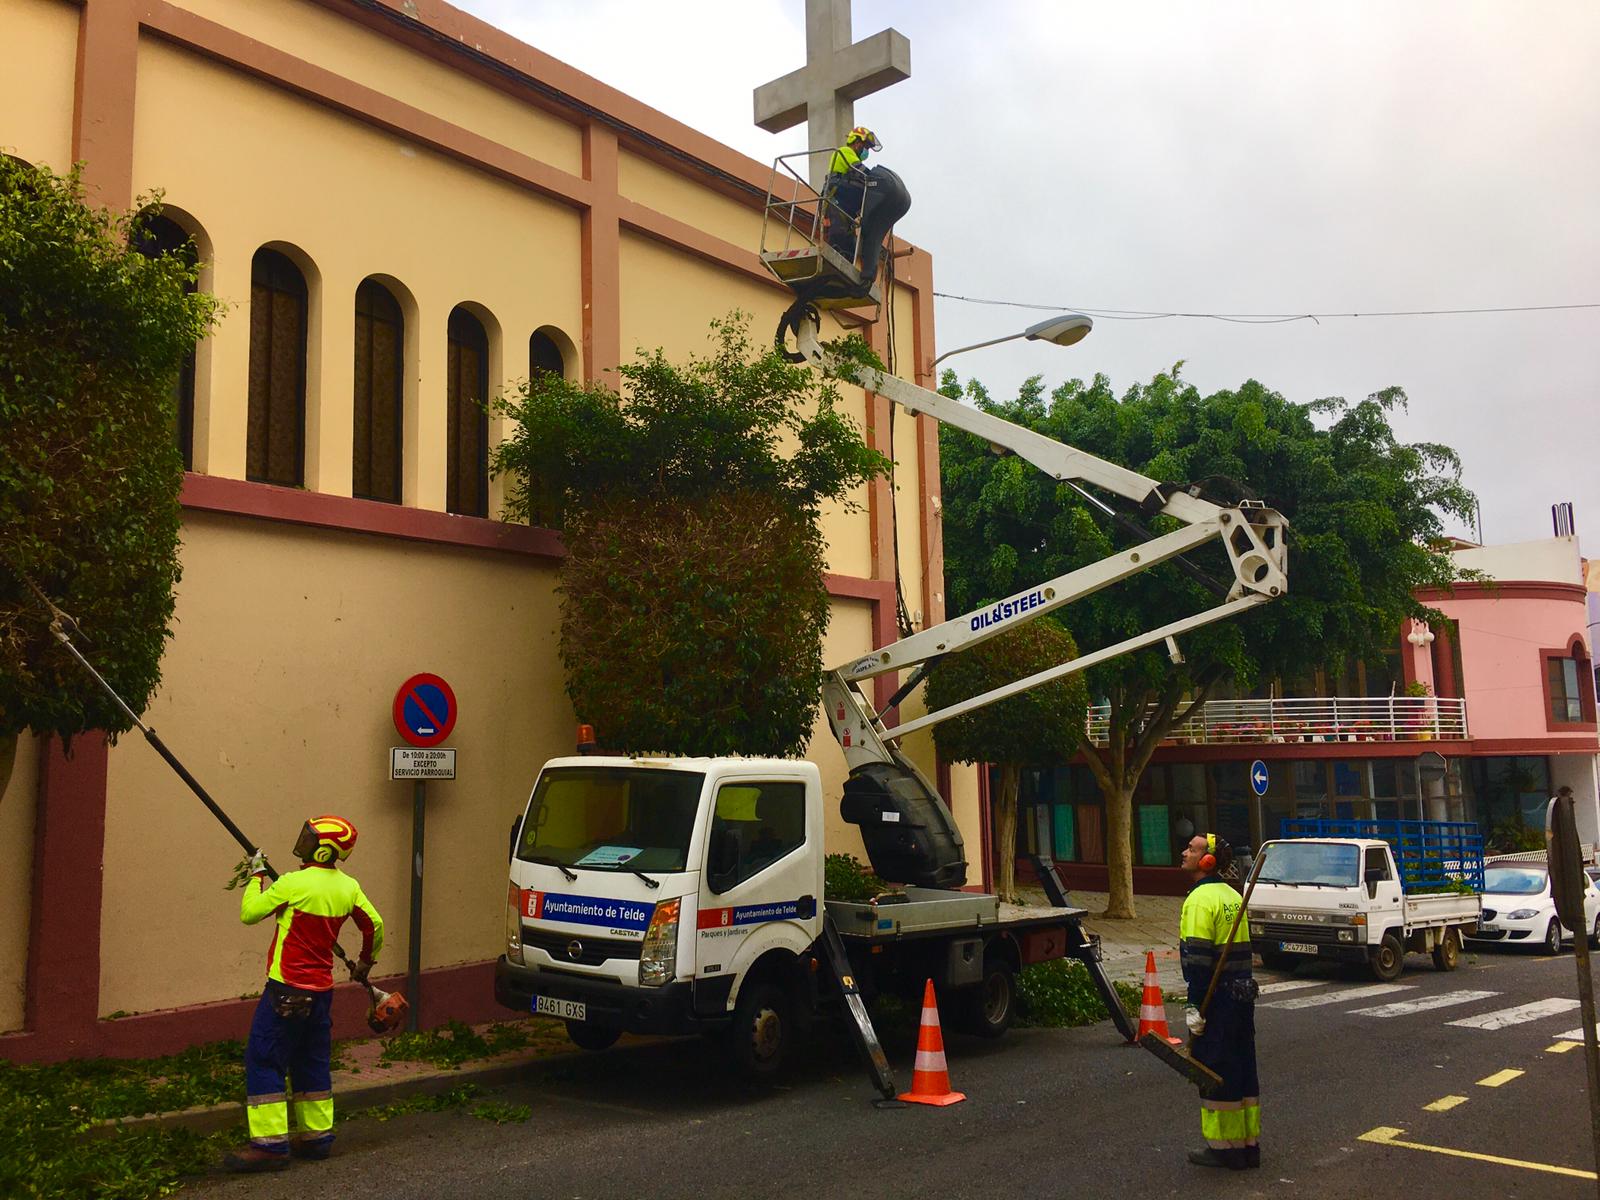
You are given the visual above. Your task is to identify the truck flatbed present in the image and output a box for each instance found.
[826,887,1087,941]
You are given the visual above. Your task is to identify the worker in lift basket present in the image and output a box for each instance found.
[224,815,385,1173]
[822,124,881,259]
[1178,833,1260,1170]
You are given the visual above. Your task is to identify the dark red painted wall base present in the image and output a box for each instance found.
[0,960,503,1064]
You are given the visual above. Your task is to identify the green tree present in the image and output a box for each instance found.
[491,313,889,757]
[939,368,1473,918]
[924,619,1087,902]
[0,160,219,767]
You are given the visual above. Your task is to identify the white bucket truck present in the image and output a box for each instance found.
[494,289,1290,1093]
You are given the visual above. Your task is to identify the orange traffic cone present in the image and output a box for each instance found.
[898,979,966,1106]
[1137,950,1182,1046]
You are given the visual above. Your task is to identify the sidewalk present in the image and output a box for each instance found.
[1018,885,1187,990]
[93,1018,595,1140]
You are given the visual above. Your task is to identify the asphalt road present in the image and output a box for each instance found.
[190,943,1600,1200]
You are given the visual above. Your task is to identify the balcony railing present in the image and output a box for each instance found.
[1085,696,1469,746]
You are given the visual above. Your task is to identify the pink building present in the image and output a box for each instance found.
[996,535,1599,895]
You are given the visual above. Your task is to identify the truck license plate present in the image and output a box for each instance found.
[533,995,585,1021]
[1280,941,1318,955]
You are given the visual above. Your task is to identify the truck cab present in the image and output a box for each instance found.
[495,756,825,1055]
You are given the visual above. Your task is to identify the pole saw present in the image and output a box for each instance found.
[15,573,408,1034]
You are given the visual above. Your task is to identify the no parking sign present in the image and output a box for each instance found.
[393,673,457,747]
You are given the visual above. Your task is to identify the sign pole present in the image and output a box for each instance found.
[391,672,457,1036]
[407,778,425,1033]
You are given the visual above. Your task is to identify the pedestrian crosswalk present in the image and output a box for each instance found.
[1249,971,1589,1038]
[1349,989,1499,1018]
[1262,983,1414,1010]
[1447,997,1580,1030]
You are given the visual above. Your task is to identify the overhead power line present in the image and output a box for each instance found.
[932,292,1600,325]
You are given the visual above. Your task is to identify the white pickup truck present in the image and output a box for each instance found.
[492,755,1115,1086]
[1247,831,1483,981]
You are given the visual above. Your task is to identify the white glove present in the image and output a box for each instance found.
[1184,1006,1206,1036]
[248,849,269,877]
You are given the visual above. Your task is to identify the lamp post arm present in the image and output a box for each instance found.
[930,330,1025,370]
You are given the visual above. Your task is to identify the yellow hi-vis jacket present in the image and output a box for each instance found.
[1178,876,1252,1008]
[828,142,863,177]
[241,864,384,991]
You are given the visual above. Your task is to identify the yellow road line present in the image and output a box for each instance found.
[1476,1068,1523,1087]
[1548,1041,1582,1054]
[1358,1127,1596,1180]
[1423,1095,1468,1112]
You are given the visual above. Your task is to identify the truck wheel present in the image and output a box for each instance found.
[565,1021,621,1052]
[1430,929,1461,972]
[1545,919,1565,956]
[1369,933,1404,982]
[1259,950,1298,972]
[726,981,793,1078]
[958,957,1017,1039]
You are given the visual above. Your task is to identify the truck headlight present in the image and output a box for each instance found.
[1507,908,1539,920]
[639,898,681,987]
[506,883,525,966]
[1249,923,1265,937]
[1338,929,1356,942]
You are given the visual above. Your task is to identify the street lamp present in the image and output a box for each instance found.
[930,313,1093,370]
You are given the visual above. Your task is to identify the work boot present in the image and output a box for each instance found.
[222,1145,290,1173]
[291,1136,333,1161]
[1187,1147,1229,1169]
[1243,1145,1261,1169]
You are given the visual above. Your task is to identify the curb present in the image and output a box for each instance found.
[88,1046,598,1139]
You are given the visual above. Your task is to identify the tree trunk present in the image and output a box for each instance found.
[1103,781,1136,919]
[0,732,15,805]
[994,763,1021,904]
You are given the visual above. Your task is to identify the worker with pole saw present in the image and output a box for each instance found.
[226,815,386,1173]
[1177,833,1261,1170]
[3,571,408,1170]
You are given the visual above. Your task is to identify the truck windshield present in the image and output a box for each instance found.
[1257,842,1359,887]
[516,767,703,873]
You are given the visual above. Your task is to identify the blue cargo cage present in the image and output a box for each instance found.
[1280,818,1486,894]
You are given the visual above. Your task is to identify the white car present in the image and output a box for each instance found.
[1467,863,1600,954]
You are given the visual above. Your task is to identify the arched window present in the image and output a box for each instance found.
[446,306,489,517]
[247,248,308,487]
[353,279,404,504]
[133,214,199,469]
[529,329,565,380]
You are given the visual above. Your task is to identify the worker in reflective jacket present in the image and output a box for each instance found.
[822,125,881,258]
[224,815,384,1173]
[1178,833,1260,1170]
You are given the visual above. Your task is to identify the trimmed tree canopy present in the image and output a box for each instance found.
[925,619,1088,769]
[926,618,1087,903]
[492,313,890,757]
[0,161,219,739]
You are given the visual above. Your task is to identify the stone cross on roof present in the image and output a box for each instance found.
[753,0,911,192]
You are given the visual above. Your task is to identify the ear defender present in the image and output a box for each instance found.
[1199,832,1217,874]
[314,844,335,864]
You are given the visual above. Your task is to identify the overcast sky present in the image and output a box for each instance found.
[458,0,1597,552]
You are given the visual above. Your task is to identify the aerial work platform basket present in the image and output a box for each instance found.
[760,149,909,313]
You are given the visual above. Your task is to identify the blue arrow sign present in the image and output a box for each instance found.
[1250,759,1269,797]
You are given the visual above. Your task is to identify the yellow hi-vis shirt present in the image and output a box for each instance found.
[1178,876,1252,1007]
[241,864,384,991]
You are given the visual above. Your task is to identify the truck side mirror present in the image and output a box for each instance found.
[1364,867,1384,899]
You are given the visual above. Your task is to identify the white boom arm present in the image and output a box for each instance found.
[790,317,1290,772]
